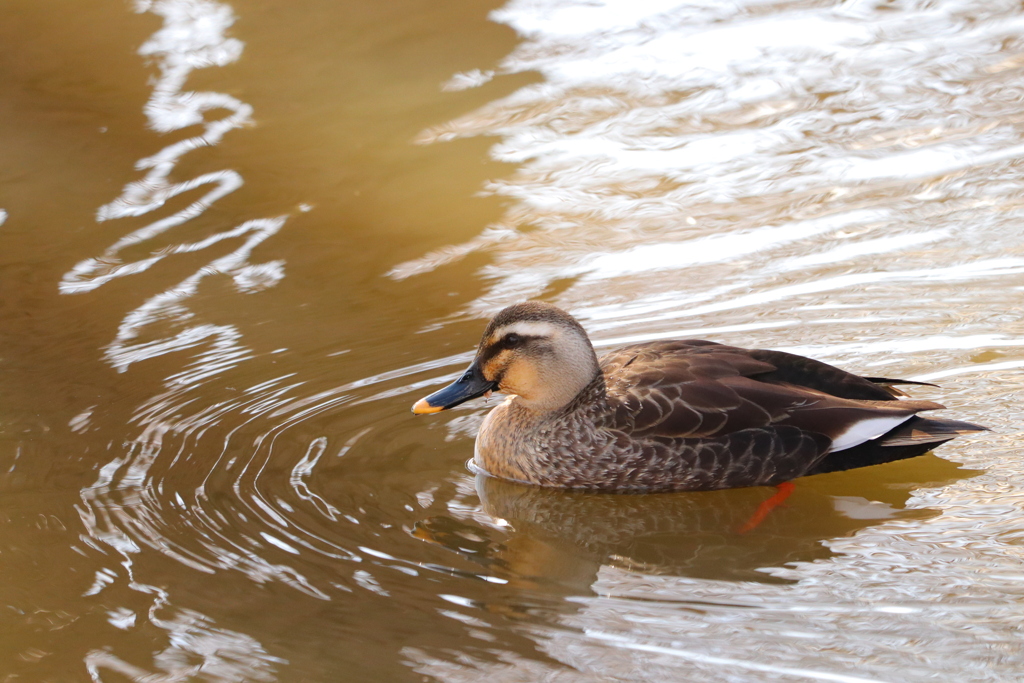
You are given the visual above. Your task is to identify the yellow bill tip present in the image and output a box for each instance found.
[412,398,444,414]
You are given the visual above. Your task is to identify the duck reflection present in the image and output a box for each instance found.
[415,455,977,593]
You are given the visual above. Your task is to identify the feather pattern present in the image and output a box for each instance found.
[417,302,988,493]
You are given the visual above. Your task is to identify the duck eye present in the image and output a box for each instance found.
[504,333,522,346]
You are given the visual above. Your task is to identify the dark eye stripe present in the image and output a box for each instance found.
[480,333,541,362]
[501,332,544,348]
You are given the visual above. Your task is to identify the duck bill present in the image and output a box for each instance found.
[412,363,496,414]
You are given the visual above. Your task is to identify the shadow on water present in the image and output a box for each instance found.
[413,455,980,596]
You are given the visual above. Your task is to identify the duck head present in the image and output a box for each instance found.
[412,302,600,414]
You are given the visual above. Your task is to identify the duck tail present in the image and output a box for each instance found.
[877,416,989,447]
[809,416,988,475]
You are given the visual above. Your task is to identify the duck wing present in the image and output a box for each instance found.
[743,348,907,400]
[599,340,945,452]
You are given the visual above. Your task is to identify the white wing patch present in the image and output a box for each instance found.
[828,415,914,452]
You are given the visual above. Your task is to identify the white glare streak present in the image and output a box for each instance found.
[60,0,288,377]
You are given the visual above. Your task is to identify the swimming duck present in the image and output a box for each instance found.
[412,302,986,493]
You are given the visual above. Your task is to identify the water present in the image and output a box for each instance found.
[2,0,1023,680]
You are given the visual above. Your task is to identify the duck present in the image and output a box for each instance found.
[412,301,986,493]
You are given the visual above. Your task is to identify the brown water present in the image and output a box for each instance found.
[2,0,1024,680]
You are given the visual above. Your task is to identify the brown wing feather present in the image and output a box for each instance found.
[600,341,944,449]
[601,342,779,438]
[745,349,903,401]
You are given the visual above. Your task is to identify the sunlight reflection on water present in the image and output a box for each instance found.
[396,0,1024,332]
[63,1,298,679]
[60,0,287,373]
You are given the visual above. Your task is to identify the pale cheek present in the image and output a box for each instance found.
[500,362,538,399]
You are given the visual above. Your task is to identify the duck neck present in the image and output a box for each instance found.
[513,351,601,414]
[513,367,605,419]
[564,371,608,413]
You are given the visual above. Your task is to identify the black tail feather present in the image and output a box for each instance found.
[809,416,988,476]
[879,416,989,447]
[863,377,940,388]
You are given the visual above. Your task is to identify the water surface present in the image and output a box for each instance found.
[2,0,1023,681]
